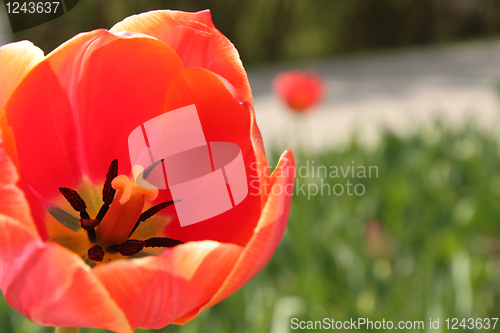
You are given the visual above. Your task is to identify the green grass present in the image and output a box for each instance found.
[2,122,500,332]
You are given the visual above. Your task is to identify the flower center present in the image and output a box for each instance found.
[53,160,183,266]
[97,169,158,247]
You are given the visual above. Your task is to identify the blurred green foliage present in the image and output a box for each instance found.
[2,122,500,332]
[11,0,500,65]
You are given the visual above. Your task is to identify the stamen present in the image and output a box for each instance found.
[88,245,105,261]
[96,159,118,222]
[106,236,183,258]
[102,159,118,205]
[139,201,175,222]
[145,237,184,248]
[129,200,176,237]
[80,219,99,231]
[96,174,158,247]
[59,187,90,219]
[119,240,145,256]
[57,160,186,265]
[95,205,108,222]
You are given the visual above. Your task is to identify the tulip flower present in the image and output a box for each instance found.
[0,10,295,332]
[364,220,395,260]
[273,70,325,113]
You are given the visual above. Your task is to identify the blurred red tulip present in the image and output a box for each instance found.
[0,10,295,332]
[273,70,325,113]
[364,220,395,260]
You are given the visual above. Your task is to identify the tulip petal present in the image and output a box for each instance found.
[247,102,271,207]
[0,131,49,238]
[93,241,243,329]
[0,217,133,332]
[71,33,184,184]
[161,67,261,246]
[4,30,184,203]
[174,149,295,324]
[0,41,44,108]
[0,137,35,232]
[4,60,81,199]
[0,41,44,175]
[110,10,253,105]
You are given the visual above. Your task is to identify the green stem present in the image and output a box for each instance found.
[54,328,80,333]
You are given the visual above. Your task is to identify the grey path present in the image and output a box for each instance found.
[249,40,500,152]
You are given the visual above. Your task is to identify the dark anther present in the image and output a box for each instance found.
[143,159,164,180]
[80,219,99,231]
[59,187,87,211]
[145,237,184,248]
[139,201,175,222]
[119,240,145,256]
[102,159,118,205]
[96,159,118,222]
[88,245,105,261]
[59,187,90,219]
[128,200,176,237]
[80,219,98,243]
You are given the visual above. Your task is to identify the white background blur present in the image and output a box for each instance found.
[250,40,500,152]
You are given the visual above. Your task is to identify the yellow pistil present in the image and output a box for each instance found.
[96,166,158,247]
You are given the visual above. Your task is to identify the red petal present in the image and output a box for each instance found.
[0,41,44,108]
[110,10,253,105]
[4,59,81,200]
[0,137,36,232]
[0,41,44,184]
[4,30,184,203]
[174,149,295,324]
[93,241,243,329]
[0,216,133,331]
[161,67,261,246]
[247,101,271,208]
[0,126,49,239]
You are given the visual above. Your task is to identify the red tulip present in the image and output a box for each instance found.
[0,10,295,332]
[273,70,325,113]
[364,220,395,260]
